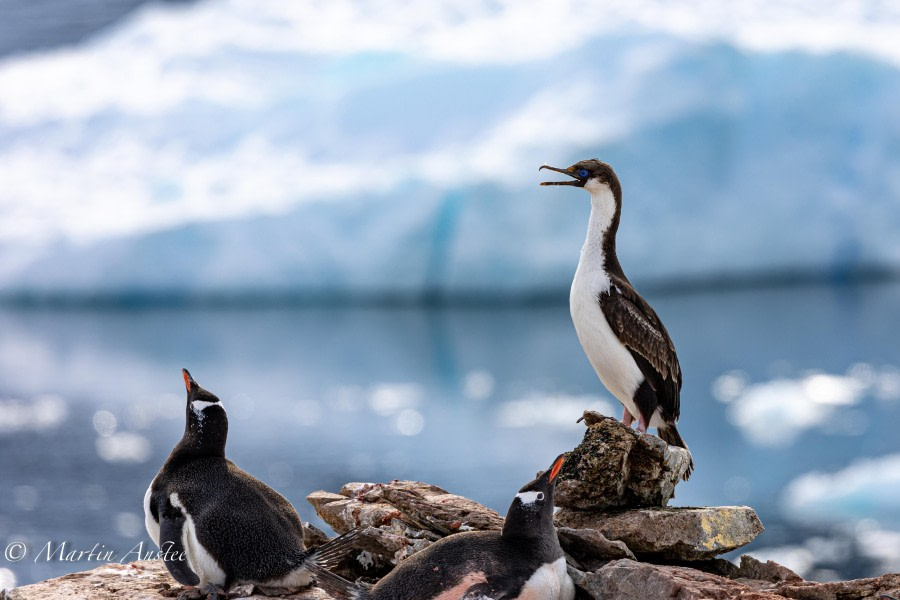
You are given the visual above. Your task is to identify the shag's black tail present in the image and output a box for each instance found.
[658,424,694,480]
[303,527,362,571]
[306,562,368,600]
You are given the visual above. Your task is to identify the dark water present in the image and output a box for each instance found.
[1,282,899,588]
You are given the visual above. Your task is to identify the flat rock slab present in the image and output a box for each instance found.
[557,527,635,571]
[556,505,763,560]
[555,412,692,510]
[1,561,330,600]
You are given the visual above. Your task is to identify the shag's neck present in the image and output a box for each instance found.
[579,187,622,278]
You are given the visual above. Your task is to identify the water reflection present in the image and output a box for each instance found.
[0,282,899,586]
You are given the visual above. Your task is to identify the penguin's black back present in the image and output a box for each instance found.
[369,530,560,600]
[149,454,305,585]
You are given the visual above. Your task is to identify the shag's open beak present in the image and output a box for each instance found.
[539,165,585,187]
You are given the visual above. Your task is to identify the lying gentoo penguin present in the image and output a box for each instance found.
[144,369,357,598]
[540,160,693,479]
[308,454,574,600]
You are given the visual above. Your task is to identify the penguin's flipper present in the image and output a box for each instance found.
[158,500,200,586]
[304,527,363,570]
[460,583,509,599]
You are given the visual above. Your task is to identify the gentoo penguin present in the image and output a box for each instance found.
[144,369,357,597]
[308,454,575,600]
[540,160,693,479]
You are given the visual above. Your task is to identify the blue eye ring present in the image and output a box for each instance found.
[577,169,590,178]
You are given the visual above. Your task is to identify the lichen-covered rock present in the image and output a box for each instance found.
[555,506,763,560]
[555,412,692,510]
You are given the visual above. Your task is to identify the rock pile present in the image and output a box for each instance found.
[555,411,763,561]
[5,413,900,599]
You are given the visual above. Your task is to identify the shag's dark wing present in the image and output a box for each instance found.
[599,274,682,420]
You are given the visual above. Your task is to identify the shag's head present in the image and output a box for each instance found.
[539,159,621,197]
[502,454,566,541]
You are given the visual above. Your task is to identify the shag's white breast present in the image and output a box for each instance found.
[170,492,227,586]
[516,557,574,600]
[570,267,644,413]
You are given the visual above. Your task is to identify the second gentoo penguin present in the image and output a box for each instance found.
[540,160,693,479]
[308,454,574,600]
[143,369,357,597]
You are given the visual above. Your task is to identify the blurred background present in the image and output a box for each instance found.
[1,0,899,589]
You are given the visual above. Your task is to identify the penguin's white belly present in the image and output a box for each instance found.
[170,493,227,586]
[570,271,644,416]
[259,568,313,589]
[516,557,574,600]
[143,482,160,547]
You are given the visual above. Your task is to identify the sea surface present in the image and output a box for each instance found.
[1,281,899,588]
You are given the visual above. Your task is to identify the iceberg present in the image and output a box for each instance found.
[1,0,899,299]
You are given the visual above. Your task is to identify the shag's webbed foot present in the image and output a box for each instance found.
[621,407,635,427]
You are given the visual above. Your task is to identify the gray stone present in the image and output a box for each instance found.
[555,505,763,560]
[555,412,692,510]
[738,555,803,584]
[557,527,635,571]
[575,559,787,600]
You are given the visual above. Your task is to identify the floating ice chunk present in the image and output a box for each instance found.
[713,369,871,446]
[0,395,67,434]
[95,432,152,463]
[782,454,900,525]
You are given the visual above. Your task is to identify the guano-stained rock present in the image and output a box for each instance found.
[555,412,692,510]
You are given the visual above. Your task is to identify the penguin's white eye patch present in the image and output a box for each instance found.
[192,400,223,412]
[516,491,544,505]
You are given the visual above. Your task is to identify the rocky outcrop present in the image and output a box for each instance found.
[556,505,764,560]
[555,411,692,509]
[0,561,330,600]
[5,550,898,600]
[5,414,897,599]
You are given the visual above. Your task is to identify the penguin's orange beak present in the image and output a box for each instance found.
[548,454,566,483]
[182,368,194,394]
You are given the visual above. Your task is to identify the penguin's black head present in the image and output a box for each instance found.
[501,454,566,542]
[539,159,621,197]
[180,368,227,456]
